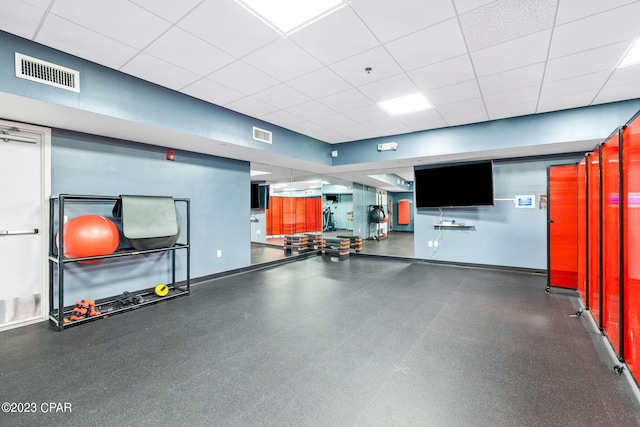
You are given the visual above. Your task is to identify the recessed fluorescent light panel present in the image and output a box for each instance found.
[235,0,347,34]
[619,38,640,67]
[379,93,432,116]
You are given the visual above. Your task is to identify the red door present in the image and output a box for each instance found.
[548,164,578,289]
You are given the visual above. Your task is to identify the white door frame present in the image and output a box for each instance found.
[0,119,51,331]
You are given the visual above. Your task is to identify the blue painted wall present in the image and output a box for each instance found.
[413,156,581,269]
[331,100,640,166]
[52,129,249,304]
[0,30,331,165]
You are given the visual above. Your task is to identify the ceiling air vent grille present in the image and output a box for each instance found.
[253,126,272,144]
[15,53,80,92]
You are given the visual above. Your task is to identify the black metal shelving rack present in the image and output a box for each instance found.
[48,194,190,331]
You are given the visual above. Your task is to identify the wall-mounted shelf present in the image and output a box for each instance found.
[434,223,475,230]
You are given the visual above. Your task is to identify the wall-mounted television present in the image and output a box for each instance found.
[414,161,494,208]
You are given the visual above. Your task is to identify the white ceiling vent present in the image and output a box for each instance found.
[15,53,80,93]
[253,126,272,144]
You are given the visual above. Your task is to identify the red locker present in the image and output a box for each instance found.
[548,164,578,289]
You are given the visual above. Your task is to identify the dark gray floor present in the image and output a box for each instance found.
[2,257,639,426]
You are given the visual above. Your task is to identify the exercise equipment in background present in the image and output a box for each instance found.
[59,215,120,262]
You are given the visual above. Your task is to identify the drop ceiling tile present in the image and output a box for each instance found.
[36,14,138,69]
[358,74,420,103]
[242,37,323,82]
[405,117,449,132]
[397,108,446,128]
[444,110,489,127]
[549,2,640,59]
[319,88,375,113]
[208,61,279,95]
[286,100,335,120]
[555,0,638,25]
[50,0,170,50]
[593,80,640,105]
[606,63,640,87]
[478,63,544,96]
[453,0,495,14]
[259,110,305,128]
[540,70,611,99]
[350,0,455,43]
[544,42,628,83]
[333,122,380,140]
[329,46,403,87]
[483,85,540,109]
[460,0,556,52]
[145,27,235,76]
[0,0,46,40]
[363,116,413,135]
[288,6,380,65]
[435,97,486,117]
[471,30,551,76]
[311,113,357,129]
[342,104,390,122]
[385,18,467,71]
[179,0,280,58]
[22,0,50,8]
[180,78,245,106]
[286,68,352,99]
[409,55,476,92]
[308,128,349,143]
[537,91,599,113]
[120,52,201,90]
[286,121,328,137]
[487,101,538,120]
[424,79,481,107]
[226,96,280,118]
[129,0,203,23]
[252,84,311,109]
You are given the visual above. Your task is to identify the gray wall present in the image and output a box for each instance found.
[52,129,249,304]
[414,156,580,269]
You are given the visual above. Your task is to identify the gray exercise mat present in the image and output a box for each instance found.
[113,195,179,250]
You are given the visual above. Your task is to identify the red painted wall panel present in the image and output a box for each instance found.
[623,114,640,375]
[266,197,322,235]
[601,132,621,355]
[548,164,578,289]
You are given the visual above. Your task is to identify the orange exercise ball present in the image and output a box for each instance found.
[60,215,120,262]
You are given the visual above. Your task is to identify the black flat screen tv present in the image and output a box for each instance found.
[414,161,494,208]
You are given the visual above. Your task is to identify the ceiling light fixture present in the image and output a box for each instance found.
[379,93,432,116]
[619,37,640,67]
[235,0,348,35]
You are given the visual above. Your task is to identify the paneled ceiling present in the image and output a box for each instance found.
[2,0,640,189]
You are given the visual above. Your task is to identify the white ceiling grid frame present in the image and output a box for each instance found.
[548,2,640,60]
[144,26,236,77]
[0,0,47,40]
[49,0,171,50]
[177,0,281,58]
[287,6,380,65]
[349,0,456,44]
[36,14,138,70]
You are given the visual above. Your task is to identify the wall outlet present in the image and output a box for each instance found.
[434,241,439,247]
[217,250,222,257]
[428,241,433,247]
